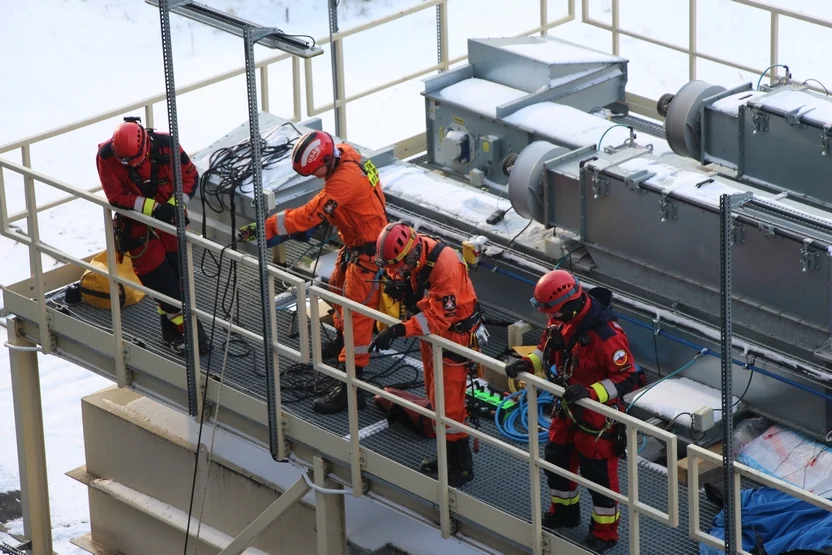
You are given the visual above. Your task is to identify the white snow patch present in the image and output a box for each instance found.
[434,78,527,118]
[628,377,739,428]
[503,102,675,156]
[501,39,620,64]
[749,89,832,127]
[92,478,269,554]
[710,90,766,117]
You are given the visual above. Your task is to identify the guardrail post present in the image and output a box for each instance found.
[436,1,449,71]
[328,0,347,137]
[432,342,453,538]
[769,12,779,87]
[260,65,271,113]
[627,426,641,555]
[102,206,129,388]
[292,57,302,122]
[0,167,8,233]
[144,103,155,129]
[539,0,547,36]
[611,0,620,55]
[20,145,52,355]
[342,308,364,496]
[527,382,544,555]
[689,0,697,80]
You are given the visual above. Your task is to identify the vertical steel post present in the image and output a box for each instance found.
[328,0,346,137]
[243,26,281,461]
[8,320,53,555]
[719,192,751,554]
[157,0,200,417]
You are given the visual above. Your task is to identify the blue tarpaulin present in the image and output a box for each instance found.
[700,487,832,555]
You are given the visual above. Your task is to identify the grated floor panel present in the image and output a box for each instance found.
[51,243,719,554]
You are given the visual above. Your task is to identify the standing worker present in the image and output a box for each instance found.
[505,269,638,553]
[238,130,388,415]
[97,117,211,355]
[370,222,485,488]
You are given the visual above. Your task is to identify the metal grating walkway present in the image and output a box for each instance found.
[48,242,720,554]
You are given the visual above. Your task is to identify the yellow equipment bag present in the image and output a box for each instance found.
[376,288,402,333]
[80,250,146,310]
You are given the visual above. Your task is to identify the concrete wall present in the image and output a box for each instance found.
[79,386,318,555]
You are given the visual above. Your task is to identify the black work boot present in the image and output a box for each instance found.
[421,438,474,488]
[581,533,617,554]
[161,315,185,354]
[542,503,581,530]
[312,366,366,415]
[320,331,344,360]
[195,319,212,355]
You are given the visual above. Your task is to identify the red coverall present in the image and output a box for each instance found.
[398,237,480,441]
[526,289,638,543]
[97,132,198,326]
[265,143,387,368]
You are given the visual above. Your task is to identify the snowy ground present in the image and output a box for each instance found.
[1,0,830,552]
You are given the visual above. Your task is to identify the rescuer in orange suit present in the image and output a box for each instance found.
[97,117,211,355]
[505,269,639,553]
[370,222,485,488]
[238,130,388,415]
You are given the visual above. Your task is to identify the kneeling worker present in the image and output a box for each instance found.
[505,269,638,553]
[97,117,210,355]
[370,222,484,488]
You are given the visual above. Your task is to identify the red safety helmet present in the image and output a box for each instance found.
[376,222,419,271]
[531,269,583,315]
[291,130,335,176]
[112,120,149,167]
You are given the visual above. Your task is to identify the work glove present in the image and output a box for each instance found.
[383,278,406,302]
[562,384,590,405]
[369,323,405,352]
[152,198,189,226]
[504,357,531,379]
[238,222,283,248]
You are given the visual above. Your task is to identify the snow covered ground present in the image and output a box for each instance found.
[1,0,830,552]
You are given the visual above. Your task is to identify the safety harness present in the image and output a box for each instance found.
[114,130,169,256]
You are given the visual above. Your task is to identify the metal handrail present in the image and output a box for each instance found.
[687,444,832,555]
[307,283,678,554]
[583,0,832,119]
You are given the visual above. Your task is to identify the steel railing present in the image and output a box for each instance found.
[0,155,310,440]
[2,144,678,554]
[583,0,832,119]
[687,443,832,555]
[306,282,680,554]
[0,0,575,228]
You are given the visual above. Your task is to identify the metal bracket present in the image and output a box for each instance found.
[658,198,677,222]
[122,346,134,386]
[800,245,820,272]
[281,417,292,455]
[732,222,745,244]
[784,106,805,127]
[750,108,770,134]
[448,490,458,509]
[758,222,776,237]
[358,449,367,470]
[729,192,754,209]
[624,169,655,192]
[542,535,552,553]
[589,168,609,199]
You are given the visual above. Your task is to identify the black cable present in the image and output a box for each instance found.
[505,219,533,250]
[183,238,240,554]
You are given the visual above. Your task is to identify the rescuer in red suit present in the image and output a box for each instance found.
[96,117,210,355]
[505,269,638,553]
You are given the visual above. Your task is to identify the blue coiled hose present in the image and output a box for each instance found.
[494,388,555,443]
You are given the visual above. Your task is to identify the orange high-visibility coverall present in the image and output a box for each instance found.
[265,143,387,367]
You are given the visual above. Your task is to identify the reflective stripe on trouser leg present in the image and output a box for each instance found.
[543,439,580,512]
[421,341,469,442]
[551,488,580,506]
[577,446,621,542]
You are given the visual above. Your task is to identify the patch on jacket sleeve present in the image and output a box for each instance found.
[323,199,338,215]
[442,295,456,312]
